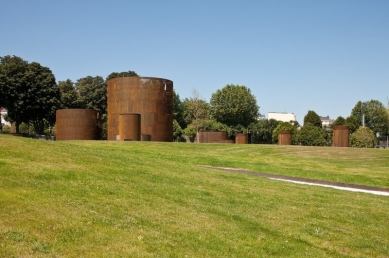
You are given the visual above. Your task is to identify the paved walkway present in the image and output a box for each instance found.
[202,166,389,196]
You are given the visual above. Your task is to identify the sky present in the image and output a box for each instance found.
[1,0,388,124]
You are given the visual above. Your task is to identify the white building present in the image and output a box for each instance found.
[1,107,11,127]
[320,116,334,127]
[268,112,296,123]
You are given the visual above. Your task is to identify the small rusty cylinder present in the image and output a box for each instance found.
[119,113,141,141]
[56,109,102,140]
[333,125,349,147]
[278,130,292,145]
[196,131,229,143]
[235,133,248,144]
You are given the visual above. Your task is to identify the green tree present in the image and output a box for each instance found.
[0,56,61,134]
[272,121,297,144]
[106,70,138,80]
[249,119,280,144]
[76,76,107,113]
[181,90,210,132]
[296,125,327,146]
[348,100,389,136]
[210,84,259,128]
[331,116,346,128]
[350,126,377,148]
[58,79,80,109]
[173,90,186,129]
[303,110,322,128]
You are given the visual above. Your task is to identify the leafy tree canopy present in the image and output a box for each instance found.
[331,116,346,128]
[76,76,107,113]
[181,90,210,131]
[58,79,80,109]
[272,121,297,144]
[296,124,327,146]
[106,71,138,80]
[350,126,377,148]
[348,100,389,136]
[249,119,280,144]
[303,110,322,128]
[210,84,259,128]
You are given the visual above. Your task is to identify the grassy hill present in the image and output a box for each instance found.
[1,134,388,257]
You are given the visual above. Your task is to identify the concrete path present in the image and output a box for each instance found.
[203,166,389,196]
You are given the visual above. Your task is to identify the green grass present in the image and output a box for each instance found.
[0,134,388,257]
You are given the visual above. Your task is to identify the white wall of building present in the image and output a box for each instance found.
[268,112,296,122]
[1,108,11,127]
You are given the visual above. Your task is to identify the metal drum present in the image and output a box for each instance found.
[56,109,102,140]
[107,77,173,142]
[235,133,248,144]
[278,130,292,145]
[196,131,231,143]
[119,113,141,141]
[333,125,349,147]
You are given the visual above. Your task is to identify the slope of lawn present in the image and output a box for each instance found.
[0,134,388,257]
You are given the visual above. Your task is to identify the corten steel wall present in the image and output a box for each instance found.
[107,77,173,142]
[197,131,232,143]
[278,130,292,145]
[119,113,141,141]
[333,125,349,147]
[56,109,102,140]
[235,133,248,144]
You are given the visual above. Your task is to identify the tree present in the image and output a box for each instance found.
[173,90,186,129]
[210,84,259,128]
[296,125,327,146]
[348,100,389,136]
[58,79,80,109]
[76,76,107,113]
[272,121,298,144]
[181,89,210,132]
[249,119,280,144]
[0,56,61,134]
[331,116,346,128]
[303,110,322,128]
[350,126,377,148]
[106,70,138,80]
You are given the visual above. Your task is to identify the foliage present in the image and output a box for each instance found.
[331,116,346,128]
[106,70,138,80]
[348,100,389,136]
[76,76,107,113]
[173,119,184,142]
[58,79,80,109]
[181,90,209,132]
[210,84,259,128]
[173,90,186,129]
[345,115,360,134]
[183,124,197,138]
[1,125,10,133]
[272,121,297,144]
[0,56,61,134]
[350,126,377,148]
[303,110,322,128]
[19,122,35,135]
[249,119,280,144]
[296,125,328,146]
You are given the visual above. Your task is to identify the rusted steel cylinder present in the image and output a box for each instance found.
[119,113,141,141]
[107,77,173,142]
[278,130,292,145]
[196,131,229,143]
[333,125,349,147]
[56,109,102,140]
[141,134,151,141]
[235,133,248,144]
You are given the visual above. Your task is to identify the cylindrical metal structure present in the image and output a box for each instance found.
[107,77,173,142]
[119,113,141,141]
[235,133,248,144]
[196,131,231,143]
[278,130,292,145]
[333,125,349,147]
[56,109,102,140]
[141,134,151,141]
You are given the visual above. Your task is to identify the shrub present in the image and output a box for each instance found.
[296,125,327,146]
[350,126,377,148]
[272,122,297,144]
[1,125,10,133]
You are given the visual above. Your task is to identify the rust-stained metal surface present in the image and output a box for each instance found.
[278,130,292,145]
[119,113,141,141]
[333,125,349,147]
[235,133,248,144]
[141,134,151,141]
[56,109,102,140]
[196,131,232,143]
[107,77,173,142]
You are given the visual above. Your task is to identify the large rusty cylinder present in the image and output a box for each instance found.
[119,113,141,141]
[107,77,173,142]
[278,130,292,145]
[333,125,349,147]
[235,133,248,144]
[56,109,102,140]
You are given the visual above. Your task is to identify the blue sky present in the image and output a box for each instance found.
[1,0,388,123]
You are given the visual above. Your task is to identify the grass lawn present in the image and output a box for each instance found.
[0,134,388,257]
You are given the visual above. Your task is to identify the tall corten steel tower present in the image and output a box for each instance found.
[107,77,173,142]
